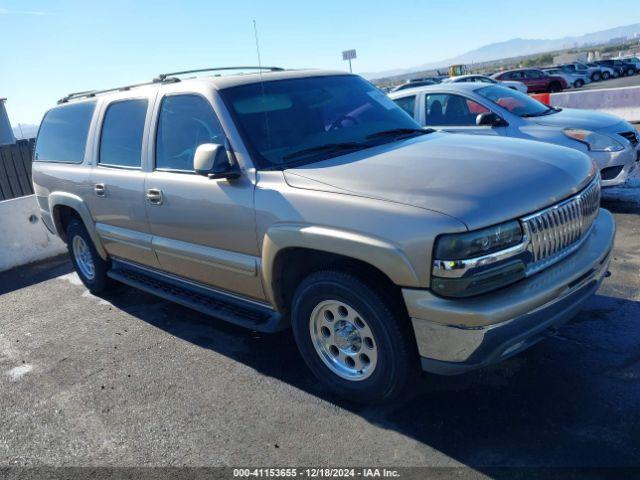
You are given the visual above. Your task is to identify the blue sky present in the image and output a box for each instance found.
[2,0,639,124]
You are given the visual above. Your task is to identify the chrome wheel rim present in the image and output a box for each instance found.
[72,235,95,280]
[309,300,378,381]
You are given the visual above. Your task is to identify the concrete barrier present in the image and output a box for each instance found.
[0,195,66,272]
[534,86,640,123]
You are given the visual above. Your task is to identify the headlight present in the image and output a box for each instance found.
[432,220,527,298]
[564,128,624,152]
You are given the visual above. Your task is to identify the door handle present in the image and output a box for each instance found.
[146,188,163,205]
[94,183,106,197]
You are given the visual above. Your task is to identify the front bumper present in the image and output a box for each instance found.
[403,209,615,375]
[592,146,638,188]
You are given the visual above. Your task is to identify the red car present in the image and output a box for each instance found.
[491,68,567,93]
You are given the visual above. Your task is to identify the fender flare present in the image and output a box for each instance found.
[48,191,108,260]
[261,223,421,307]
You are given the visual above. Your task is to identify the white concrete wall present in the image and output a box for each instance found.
[549,86,640,123]
[0,195,66,272]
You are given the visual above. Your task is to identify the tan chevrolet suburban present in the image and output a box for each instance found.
[33,67,615,403]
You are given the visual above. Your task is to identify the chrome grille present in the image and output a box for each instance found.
[521,177,601,275]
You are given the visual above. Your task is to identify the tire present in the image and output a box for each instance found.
[574,79,584,88]
[291,270,418,404]
[548,82,562,93]
[602,71,611,80]
[628,68,636,76]
[592,72,601,82]
[66,218,112,293]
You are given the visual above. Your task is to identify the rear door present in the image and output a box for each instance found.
[523,70,547,92]
[422,93,505,136]
[86,92,160,268]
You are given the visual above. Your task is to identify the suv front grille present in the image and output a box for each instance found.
[521,177,601,275]
[619,130,639,145]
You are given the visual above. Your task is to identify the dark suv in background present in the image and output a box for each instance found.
[492,68,568,93]
[596,59,636,77]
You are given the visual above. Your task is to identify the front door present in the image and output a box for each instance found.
[144,93,264,301]
[422,93,505,136]
[87,96,160,268]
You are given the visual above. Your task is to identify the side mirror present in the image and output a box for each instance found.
[476,112,506,127]
[194,143,241,180]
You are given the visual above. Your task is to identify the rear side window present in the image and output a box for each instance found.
[392,95,416,118]
[99,99,148,168]
[155,95,225,172]
[35,102,96,163]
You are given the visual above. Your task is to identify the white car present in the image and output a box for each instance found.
[543,68,591,88]
[442,74,528,93]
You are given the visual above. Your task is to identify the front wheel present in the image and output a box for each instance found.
[574,79,584,88]
[592,72,601,82]
[291,270,418,404]
[66,218,112,293]
[602,71,611,80]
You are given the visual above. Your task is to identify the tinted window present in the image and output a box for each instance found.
[477,85,550,117]
[35,102,96,163]
[99,99,148,168]
[156,95,225,171]
[220,75,420,168]
[524,70,543,79]
[424,94,489,126]
[392,95,416,117]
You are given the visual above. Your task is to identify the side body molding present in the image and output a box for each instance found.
[261,223,421,307]
[48,191,108,260]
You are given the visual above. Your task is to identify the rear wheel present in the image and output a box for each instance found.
[627,68,636,76]
[291,270,418,404]
[574,79,584,88]
[592,72,601,82]
[602,71,611,80]
[66,218,112,293]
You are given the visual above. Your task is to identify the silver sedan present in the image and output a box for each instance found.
[389,83,639,187]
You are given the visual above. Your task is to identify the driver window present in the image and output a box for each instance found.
[425,94,489,126]
[155,94,225,171]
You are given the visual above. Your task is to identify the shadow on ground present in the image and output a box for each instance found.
[94,278,640,470]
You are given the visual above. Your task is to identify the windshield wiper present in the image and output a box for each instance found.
[282,142,365,161]
[521,107,562,118]
[365,127,434,140]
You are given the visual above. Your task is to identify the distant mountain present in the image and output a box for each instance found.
[13,123,39,140]
[365,23,640,80]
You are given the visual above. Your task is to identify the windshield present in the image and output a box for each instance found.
[219,75,421,169]
[476,85,552,117]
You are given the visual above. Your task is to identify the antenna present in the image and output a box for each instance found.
[253,19,271,149]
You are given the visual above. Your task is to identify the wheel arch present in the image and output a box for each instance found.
[49,192,108,260]
[261,224,420,313]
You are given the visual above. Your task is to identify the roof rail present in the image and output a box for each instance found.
[154,66,284,82]
[57,77,180,105]
[57,66,284,105]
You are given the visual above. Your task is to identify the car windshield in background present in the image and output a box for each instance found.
[220,75,423,169]
[476,85,552,117]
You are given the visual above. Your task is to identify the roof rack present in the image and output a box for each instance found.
[57,77,180,104]
[154,66,284,81]
[57,66,284,104]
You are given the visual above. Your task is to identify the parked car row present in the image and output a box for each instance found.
[388,55,640,95]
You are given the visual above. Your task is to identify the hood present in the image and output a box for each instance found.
[530,107,621,130]
[284,133,595,230]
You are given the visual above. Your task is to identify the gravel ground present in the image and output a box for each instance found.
[0,203,639,475]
